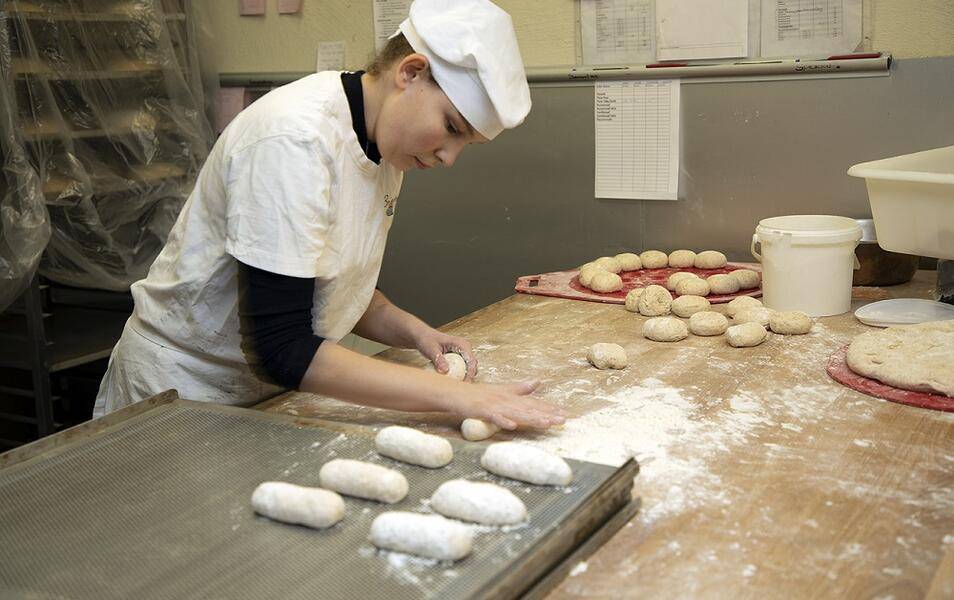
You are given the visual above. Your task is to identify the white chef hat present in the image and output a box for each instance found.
[395,0,531,140]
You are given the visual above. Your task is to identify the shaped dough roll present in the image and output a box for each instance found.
[251,482,345,529]
[318,459,408,503]
[461,418,499,441]
[431,479,527,525]
[375,425,453,468]
[370,512,473,561]
[481,442,573,486]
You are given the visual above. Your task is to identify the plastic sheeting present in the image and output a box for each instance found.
[0,0,212,311]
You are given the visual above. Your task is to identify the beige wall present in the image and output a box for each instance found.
[197,0,954,75]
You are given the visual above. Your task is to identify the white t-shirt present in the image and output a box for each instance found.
[117,71,403,405]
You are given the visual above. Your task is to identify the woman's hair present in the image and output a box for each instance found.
[365,33,418,76]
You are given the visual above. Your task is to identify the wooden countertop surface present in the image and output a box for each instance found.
[256,270,954,598]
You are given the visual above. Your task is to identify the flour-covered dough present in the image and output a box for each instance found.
[481,442,573,486]
[594,256,623,274]
[846,320,954,397]
[579,263,605,287]
[731,269,761,289]
[707,273,741,295]
[624,288,644,312]
[461,418,500,441]
[694,250,727,269]
[251,482,345,529]
[666,271,698,291]
[370,512,473,561]
[427,352,467,380]
[733,306,775,328]
[318,459,408,504]
[643,317,689,342]
[375,426,453,468]
[614,252,642,271]
[671,295,710,318]
[674,277,710,297]
[590,271,623,293]
[637,284,673,316]
[689,311,729,336]
[769,311,813,335]
[668,249,697,268]
[726,295,763,318]
[639,250,669,269]
[430,479,527,525]
[587,343,628,369]
[726,322,768,347]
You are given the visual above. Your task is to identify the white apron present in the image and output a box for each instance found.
[94,72,403,417]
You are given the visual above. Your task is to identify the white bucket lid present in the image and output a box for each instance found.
[855,298,954,327]
[756,215,862,245]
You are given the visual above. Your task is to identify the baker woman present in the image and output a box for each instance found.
[94,0,566,432]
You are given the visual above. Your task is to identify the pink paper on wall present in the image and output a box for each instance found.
[278,0,303,14]
[239,0,266,16]
[215,87,247,134]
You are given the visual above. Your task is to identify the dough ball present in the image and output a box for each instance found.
[706,273,741,295]
[587,343,628,369]
[688,311,729,336]
[251,482,345,530]
[666,271,699,291]
[637,284,673,316]
[639,250,669,269]
[694,250,728,269]
[769,310,813,335]
[461,419,499,441]
[318,459,408,504]
[430,479,527,525]
[614,252,642,271]
[668,249,697,268]
[370,512,473,561]
[726,322,768,347]
[426,352,466,380]
[594,256,622,274]
[642,317,689,342]
[481,442,573,486]
[375,425,454,468]
[732,306,774,328]
[590,271,623,293]
[674,277,710,297]
[731,269,761,290]
[726,295,763,317]
[624,288,644,312]
[671,295,711,318]
[579,263,606,288]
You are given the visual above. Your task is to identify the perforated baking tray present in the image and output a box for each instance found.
[0,393,638,599]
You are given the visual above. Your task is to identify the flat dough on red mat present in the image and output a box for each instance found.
[827,345,954,412]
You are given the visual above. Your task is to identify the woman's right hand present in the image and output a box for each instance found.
[452,380,568,431]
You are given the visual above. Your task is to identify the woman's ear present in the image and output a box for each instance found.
[395,53,430,90]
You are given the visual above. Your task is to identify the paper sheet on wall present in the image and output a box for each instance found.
[317,41,346,72]
[278,0,303,14]
[580,0,655,66]
[656,0,749,60]
[594,80,680,200]
[373,0,411,51]
[239,0,265,16]
[760,0,862,57]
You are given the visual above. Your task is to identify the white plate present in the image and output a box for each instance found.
[855,298,954,327]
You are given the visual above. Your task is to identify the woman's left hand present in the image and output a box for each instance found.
[415,329,478,380]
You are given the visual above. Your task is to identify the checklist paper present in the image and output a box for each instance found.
[760,0,862,57]
[594,80,680,201]
[656,0,749,61]
[580,0,655,66]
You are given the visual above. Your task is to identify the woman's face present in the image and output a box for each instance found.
[375,56,488,172]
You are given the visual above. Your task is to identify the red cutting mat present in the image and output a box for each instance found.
[826,345,954,412]
[514,263,762,305]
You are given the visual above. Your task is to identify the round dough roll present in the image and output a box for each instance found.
[688,311,729,336]
[590,271,623,293]
[733,306,774,328]
[614,252,642,271]
[642,316,689,342]
[481,442,573,486]
[370,511,473,561]
[461,418,499,441]
[668,249,697,268]
[637,284,673,316]
[579,263,606,288]
[639,250,669,269]
[726,322,768,347]
[726,295,763,317]
[593,256,622,273]
[674,277,710,297]
[671,295,710,318]
[666,271,698,291]
[694,250,728,269]
[375,426,454,468]
[318,459,408,503]
[251,482,345,529]
[624,288,644,312]
[587,342,628,369]
[430,479,527,525]
[731,269,761,289]
[769,310,813,335]
[707,273,741,295]
[427,352,466,380]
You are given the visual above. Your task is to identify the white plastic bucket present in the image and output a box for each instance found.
[751,215,862,316]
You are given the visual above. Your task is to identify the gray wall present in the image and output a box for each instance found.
[379,57,954,326]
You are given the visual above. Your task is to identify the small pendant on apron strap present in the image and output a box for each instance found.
[384,193,395,216]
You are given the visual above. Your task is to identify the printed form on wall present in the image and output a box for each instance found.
[317,41,346,71]
[594,80,681,201]
[760,0,862,57]
[580,0,655,66]
[373,0,412,51]
[656,0,749,61]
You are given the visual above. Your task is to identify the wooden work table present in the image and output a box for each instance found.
[256,270,954,598]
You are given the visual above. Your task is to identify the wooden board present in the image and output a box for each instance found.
[256,270,954,599]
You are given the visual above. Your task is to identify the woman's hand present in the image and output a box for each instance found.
[414,328,479,380]
[452,380,567,431]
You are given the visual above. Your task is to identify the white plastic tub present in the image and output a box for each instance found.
[847,145,954,260]
[751,215,862,316]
